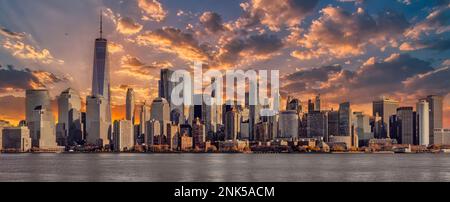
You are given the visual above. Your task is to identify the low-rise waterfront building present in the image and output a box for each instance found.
[434,128,450,145]
[2,127,32,152]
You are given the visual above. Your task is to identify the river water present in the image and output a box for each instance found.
[1,153,450,182]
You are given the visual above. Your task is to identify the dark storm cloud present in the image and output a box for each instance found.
[0,65,66,92]
[200,12,226,33]
[215,33,284,67]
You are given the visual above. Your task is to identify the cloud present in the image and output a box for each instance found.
[103,8,143,35]
[283,54,442,104]
[137,0,168,22]
[0,26,25,40]
[116,54,171,80]
[136,27,211,61]
[200,12,226,33]
[291,6,410,59]
[403,66,450,96]
[214,33,284,68]
[239,0,319,31]
[117,17,143,35]
[0,65,67,93]
[108,42,124,54]
[2,38,64,64]
[400,38,450,51]
[405,4,450,39]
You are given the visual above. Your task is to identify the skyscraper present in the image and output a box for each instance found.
[338,102,352,136]
[308,99,314,113]
[425,95,443,145]
[126,88,135,123]
[25,89,51,125]
[86,12,111,147]
[307,111,328,141]
[225,107,240,141]
[373,97,399,138]
[395,107,416,145]
[57,88,82,146]
[140,102,151,139]
[192,118,205,148]
[91,11,111,123]
[29,106,57,149]
[86,95,110,147]
[353,112,373,146]
[113,120,134,152]
[417,100,430,146]
[159,68,175,101]
[287,98,302,114]
[150,97,170,139]
[278,110,299,139]
[25,89,57,149]
[314,94,321,111]
[327,110,339,137]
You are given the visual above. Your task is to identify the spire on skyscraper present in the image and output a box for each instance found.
[100,9,103,38]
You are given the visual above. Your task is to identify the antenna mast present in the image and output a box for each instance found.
[100,9,103,38]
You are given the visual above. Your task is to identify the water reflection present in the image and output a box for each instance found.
[1,153,450,182]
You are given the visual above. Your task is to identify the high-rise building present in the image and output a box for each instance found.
[113,120,134,152]
[434,128,450,145]
[395,107,417,145]
[87,12,111,147]
[308,99,314,113]
[278,110,299,139]
[151,97,170,140]
[247,79,260,141]
[314,94,321,111]
[203,94,218,135]
[327,111,339,137]
[425,95,443,145]
[192,118,205,148]
[225,107,240,141]
[353,112,373,146]
[240,121,250,140]
[159,68,175,101]
[1,126,32,152]
[91,13,111,110]
[287,97,302,114]
[86,95,111,147]
[25,89,51,125]
[417,100,430,146]
[255,122,270,142]
[166,123,179,150]
[145,119,160,146]
[307,111,328,141]
[338,102,352,136]
[29,106,57,149]
[126,88,135,123]
[57,88,82,146]
[151,98,170,123]
[140,102,151,140]
[373,97,399,138]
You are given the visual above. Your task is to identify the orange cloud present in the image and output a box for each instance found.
[138,0,167,22]
[2,39,64,64]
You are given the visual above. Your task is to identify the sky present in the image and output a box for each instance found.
[0,0,449,126]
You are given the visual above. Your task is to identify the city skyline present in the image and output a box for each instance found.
[0,0,449,127]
